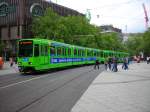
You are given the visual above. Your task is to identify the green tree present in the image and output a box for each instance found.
[59,16,99,45]
[142,28,150,56]
[32,8,62,40]
[96,32,125,51]
[32,8,99,46]
[124,31,150,56]
[125,34,143,56]
[32,7,125,52]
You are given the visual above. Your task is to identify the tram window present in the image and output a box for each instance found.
[98,52,101,57]
[80,50,83,56]
[44,46,48,56]
[100,52,102,57]
[90,51,93,56]
[68,48,71,56]
[57,47,61,56]
[34,44,39,57]
[88,51,90,56]
[18,41,33,57]
[62,48,66,56]
[78,49,80,56]
[101,51,103,57]
[81,50,83,56]
[104,53,106,58]
[90,51,92,56]
[74,49,77,56]
[41,45,45,56]
[62,48,64,56]
[81,50,84,56]
[96,52,98,57]
[94,51,96,56]
[78,50,80,56]
[87,51,89,56]
[97,52,99,57]
[89,51,91,56]
[106,53,108,58]
[50,46,56,56]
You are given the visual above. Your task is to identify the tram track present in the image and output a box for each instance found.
[16,68,95,112]
[0,65,94,88]
[0,65,104,112]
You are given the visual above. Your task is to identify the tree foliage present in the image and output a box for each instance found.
[32,7,125,52]
[32,8,61,39]
[142,28,150,56]
[125,35,143,56]
[125,29,150,56]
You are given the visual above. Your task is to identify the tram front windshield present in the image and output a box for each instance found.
[18,41,33,57]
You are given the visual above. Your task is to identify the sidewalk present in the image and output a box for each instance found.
[71,62,150,112]
[0,62,18,76]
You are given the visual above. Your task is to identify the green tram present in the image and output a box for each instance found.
[17,38,129,73]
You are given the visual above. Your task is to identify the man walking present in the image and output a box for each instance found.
[94,60,100,69]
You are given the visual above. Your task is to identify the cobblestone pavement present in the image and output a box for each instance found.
[71,62,150,112]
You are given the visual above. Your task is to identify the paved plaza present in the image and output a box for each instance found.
[0,62,150,112]
[0,62,18,76]
[71,62,150,112]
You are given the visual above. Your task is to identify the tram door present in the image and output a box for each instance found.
[34,44,40,64]
[40,45,49,65]
[44,45,49,64]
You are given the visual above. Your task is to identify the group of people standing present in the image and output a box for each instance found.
[104,57,129,72]
[94,57,129,72]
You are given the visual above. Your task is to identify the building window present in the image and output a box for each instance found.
[0,2,8,16]
[30,3,44,16]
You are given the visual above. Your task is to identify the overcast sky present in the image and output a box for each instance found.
[46,0,150,33]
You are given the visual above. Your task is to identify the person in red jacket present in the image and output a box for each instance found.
[0,57,4,69]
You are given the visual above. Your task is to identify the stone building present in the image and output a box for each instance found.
[0,0,83,59]
[100,25,123,40]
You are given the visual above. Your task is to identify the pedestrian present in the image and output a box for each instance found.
[122,57,128,70]
[112,57,118,72]
[9,57,14,67]
[94,60,100,69]
[146,56,150,64]
[104,60,108,70]
[137,56,140,63]
[0,57,4,69]
[108,57,112,70]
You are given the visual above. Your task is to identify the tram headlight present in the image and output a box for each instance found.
[18,62,22,65]
[28,62,32,65]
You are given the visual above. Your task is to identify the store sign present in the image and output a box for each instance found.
[30,3,44,16]
[0,2,16,16]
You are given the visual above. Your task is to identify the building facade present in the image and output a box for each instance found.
[100,25,122,33]
[0,0,83,59]
[100,25,123,40]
